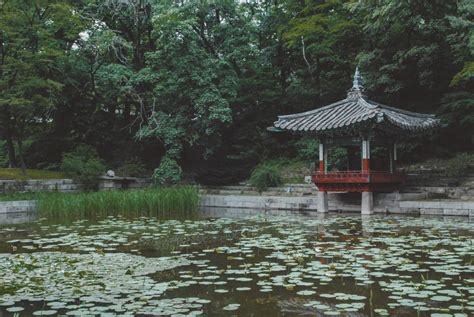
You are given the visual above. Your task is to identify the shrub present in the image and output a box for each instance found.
[295,137,319,160]
[328,147,348,171]
[117,158,148,178]
[153,156,182,185]
[61,145,105,190]
[445,153,474,177]
[249,164,283,191]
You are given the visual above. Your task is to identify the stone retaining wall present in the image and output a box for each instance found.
[0,178,153,193]
[0,200,36,213]
[200,191,474,217]
[0,179,80,193]
[399,200,474,217]
[200,195,318,211]
[199,192,405,213]
[0,211,36,225]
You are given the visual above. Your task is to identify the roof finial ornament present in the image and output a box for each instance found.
[348,66,365,99]
[353,66,364,90]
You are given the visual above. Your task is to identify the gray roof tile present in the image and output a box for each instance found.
[274,96,440,136]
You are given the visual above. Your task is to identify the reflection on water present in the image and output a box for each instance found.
[0,212,36,225]
[0,210,473,316]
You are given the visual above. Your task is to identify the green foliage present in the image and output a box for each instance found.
[451,62,474,86]
[60,145,105,190]
[35,187,199,221]
[328,147,348,171]
[249,164,283,192]
[445,153,474,177]
[296,138,319,161]
[117,158,148,178]
[0,0,85,168]
[0,168,64,181]
[0,141,8,168]
[0,0,472,184]
[153,156,183,185]
[258,159,311,184]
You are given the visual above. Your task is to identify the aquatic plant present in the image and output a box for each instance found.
[2,215,474,316]
[35,186,199,220]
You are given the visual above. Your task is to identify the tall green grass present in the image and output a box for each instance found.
[35,186,199,220]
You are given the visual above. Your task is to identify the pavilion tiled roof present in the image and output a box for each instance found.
[273,68,440,137]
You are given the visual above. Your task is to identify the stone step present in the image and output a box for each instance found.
[199,184,317,197]
[199,194,318,211]
[398,192,429,200]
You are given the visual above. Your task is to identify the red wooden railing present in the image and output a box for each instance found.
[312,170,406,183]
[311,170,406,192]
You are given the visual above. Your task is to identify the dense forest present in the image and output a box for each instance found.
[0,0,473,184]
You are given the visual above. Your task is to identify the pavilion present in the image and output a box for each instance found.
[272,68,440,214]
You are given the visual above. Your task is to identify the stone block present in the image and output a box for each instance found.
[361,192,374,215]
[419,208,443,215]
[438,201,463,209]
[400,201,421,209]
[443,209,469,216]
[419,201,441,208]
[317,192,328,213]
[461,201,474,210]
[0,201,37,213]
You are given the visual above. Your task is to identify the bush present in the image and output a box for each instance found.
[153,156,182,185]
[61,145,105,190]
[445,153,474,177]
[117,158,148,177]
[249,164,283,191]
[328,147,348,171]
[295,137,319,160]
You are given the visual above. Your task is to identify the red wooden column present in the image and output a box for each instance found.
[361,138,373,214]
[319,140,325,174]
[362,138,371,172]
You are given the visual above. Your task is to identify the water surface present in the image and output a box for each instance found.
[0,211,473,316]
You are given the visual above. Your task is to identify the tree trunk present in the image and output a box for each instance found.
[6,134,16,168]
[4,116,16,168]
[16,139,26,176]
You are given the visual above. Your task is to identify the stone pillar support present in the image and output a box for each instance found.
[317,191,329,213]
[361,191,374,215]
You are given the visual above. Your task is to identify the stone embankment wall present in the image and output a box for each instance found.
[0,200,36,213]
[0,177,153,193]
[200,180,474,217]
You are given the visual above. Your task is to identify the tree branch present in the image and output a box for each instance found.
[301,36,314,80]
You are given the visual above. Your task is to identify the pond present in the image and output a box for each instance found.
[0,210,473,316]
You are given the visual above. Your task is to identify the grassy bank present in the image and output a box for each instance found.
[0,168,65,180]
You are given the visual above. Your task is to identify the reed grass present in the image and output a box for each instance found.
[35,186,199,220]
[0,192,39,201]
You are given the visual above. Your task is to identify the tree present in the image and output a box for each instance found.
[0,0,84,171]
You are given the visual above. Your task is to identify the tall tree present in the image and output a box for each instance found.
[0,0,83,171]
